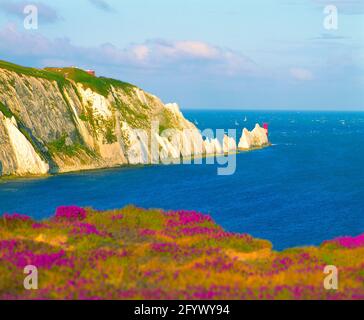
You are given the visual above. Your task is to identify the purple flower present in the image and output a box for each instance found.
[55,206,86,222]
[139,229,157,236]
[111,214,124,221]
[151,243,181,254]
[3,250,73,269]
[272,257,294,271]
[194,257,235,273]
[0,240,19,252]
[331,234,364,249]
[90,249,114,261]
[71,223,104,236]
[2,213,31,222]
[32,223,45,229]
[166,210,213,227]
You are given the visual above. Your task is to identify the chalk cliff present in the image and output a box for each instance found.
[0,60,269,177]
[238,124,269,150]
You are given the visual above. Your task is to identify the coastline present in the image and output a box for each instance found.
[0,143,272,181]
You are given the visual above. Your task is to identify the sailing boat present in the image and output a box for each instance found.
[243,116,248,122]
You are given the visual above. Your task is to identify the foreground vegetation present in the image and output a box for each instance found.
[0,206,363,300]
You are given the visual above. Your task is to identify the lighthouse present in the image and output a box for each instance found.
[263,123,269,136]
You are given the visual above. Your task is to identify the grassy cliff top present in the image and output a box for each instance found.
[45,67,136,96]
[0,60,67,84]
[0,206,363,300]
[0,60,136,97]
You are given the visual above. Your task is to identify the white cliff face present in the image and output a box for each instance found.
[121,121,149,165]
[119,103,216,163]
[164,103,184,119]
[238,124,269,150]
[135,88,148,105]
[182,129,205,157]
[3,116,49,175]
[154,132,180,162]
[204,138,223,155]
[62,90,95,150]
[120,107,270,165]
[77,86,112,117]
[252,124,269,145]
[0,62,271,177]
[238,128,252,150]
[223,135,237,153]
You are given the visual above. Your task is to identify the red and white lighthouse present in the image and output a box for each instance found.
[263,123,269,136]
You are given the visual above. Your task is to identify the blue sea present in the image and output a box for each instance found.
[1,110,363,250]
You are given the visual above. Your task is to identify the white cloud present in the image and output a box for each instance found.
[0,24,259,77]
[126,39,259,76]
[132,45,150,62]
[290,67,314,80]
[173,41,220,59]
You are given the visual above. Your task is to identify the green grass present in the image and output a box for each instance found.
[0,101,12,118]
[104,126,117,144]
[48,135,86,157]
[0,60,67,85]
[101,77,136,94]
[47,134,97,163]
[45,67,136,97]
[0,60,136,98]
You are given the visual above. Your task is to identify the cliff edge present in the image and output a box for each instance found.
[0,61,269,177]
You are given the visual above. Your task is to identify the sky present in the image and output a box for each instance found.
[0,0,363,110]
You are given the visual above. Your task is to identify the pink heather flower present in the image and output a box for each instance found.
[272,257,294,271]
[180,227,219,236]
[332,234,364,249]
[193,289,216,300]
[194,257,235,273]
[151,243,180,254]
[139,229,157,236]
[0,240,18,252]
[111,214,124,221]
[89,249,114,261]
[166,210,213,227]
[2,213,31,222]
[292,286,304,300]
[3,250,73,269]
[88,248,127,265]
[32,223,45,229]
[71,223,104,236]
[118,289,138,299]
[55,206,86,222]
